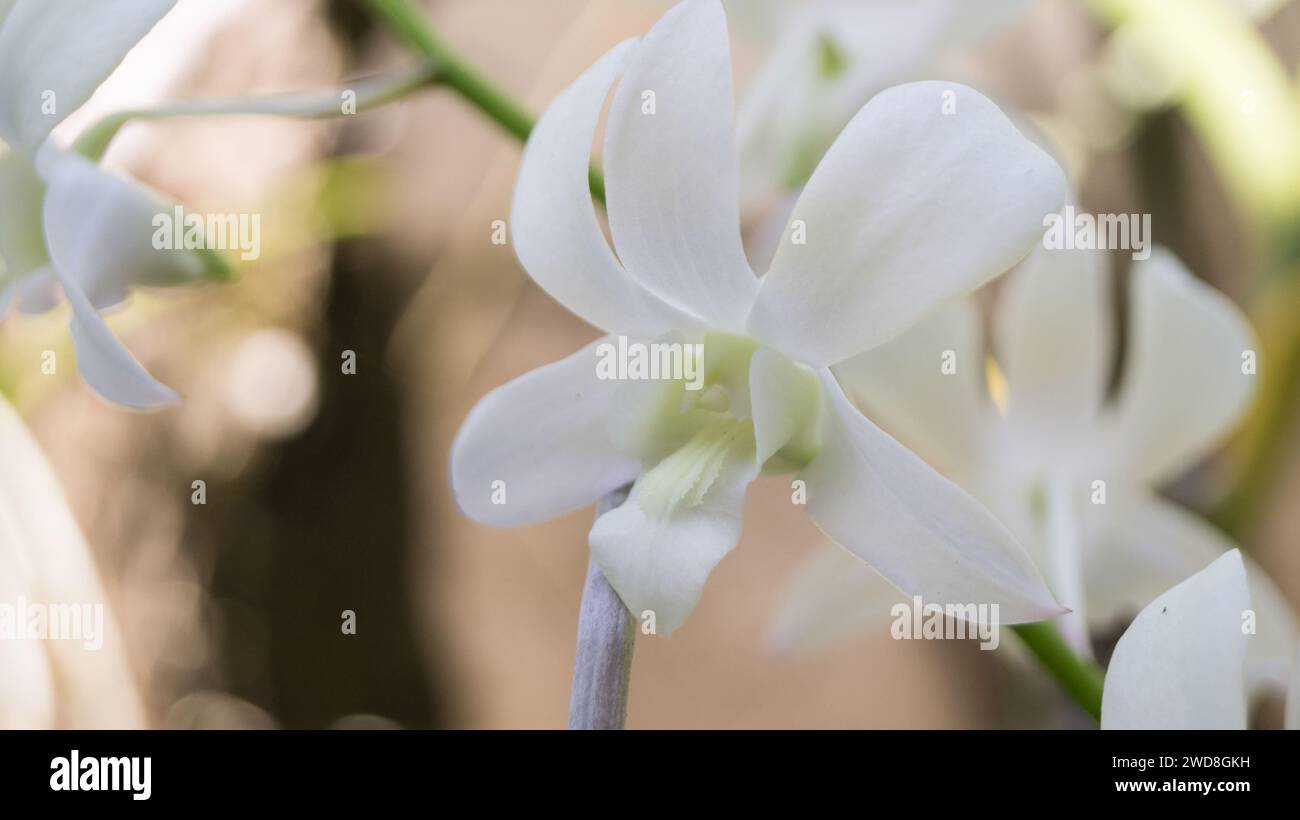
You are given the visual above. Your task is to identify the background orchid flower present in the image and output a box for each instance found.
[734,0,1033,211]
[0,0,218,409]
[451,0,1067,637]
[774,242,1297,686]
[1102,549,1299,729]
[0,395,145,728]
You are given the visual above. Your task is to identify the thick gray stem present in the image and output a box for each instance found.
[568,485,636,730]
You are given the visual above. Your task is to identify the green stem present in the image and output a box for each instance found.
[367,0,1106,724]
[364,0,605,203]
[364,0,532,141]
[76,64,439,161]
[1011,622,1104,721]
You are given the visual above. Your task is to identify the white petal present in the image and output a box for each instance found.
[747,81,1066,366]
[769,540,906,651]
[736,0,1032,209]
[450,339,639,527]
[41,149,206,310]
[603,0,758,330]
[994,244,1112,442]
[0,395,145,727]
[749,345,820,466]
[802,370,1061,623]
[588,421,758,636]
[1107,248,1257,485]
[512,39,686,337]
[0,0,177,150]
[1101,550,1250,730]
[1086,494,1297,691]
[833,297,988,478]
[60,273,179,409]
[0,625,56,728]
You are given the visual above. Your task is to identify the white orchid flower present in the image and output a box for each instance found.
[1102,549,1298,729]
[735,0,1033,210]
[0,0,218,409]
[0,394,145,728]
[450,0,1067,636]
[775,243,1296,683]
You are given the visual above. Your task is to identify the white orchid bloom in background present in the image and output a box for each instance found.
[1102,549,1299,729]
[451,0,1068,636]
[735,0,1033,211]
[0,395,145,728]
[774,243,1296,685]
[0,0,218,409]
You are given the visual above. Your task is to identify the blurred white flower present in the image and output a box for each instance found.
[451,0,1067,636]
[0,394,145,728]
[735,0,1033,210]
[776,243,1296,687]
[1102,549,1298,729]
[0,0,217,409]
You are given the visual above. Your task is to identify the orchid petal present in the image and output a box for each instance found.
[0,395,145,727]
[588,418,757,636]
[1101,550,1250,730]
[451,339,640,528]
[802,370,1061,623]
[1086,494,1297,692]
[736,0,1033,208]
[0,0,177,151]
[747,81,1065,366]
[603,0,758,330]
[749,345,820,467]
[1107,248,1256,485]
[40,148,206,310]
[512,39,687,337]
[59,273,179,409]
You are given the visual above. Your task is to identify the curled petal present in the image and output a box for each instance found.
[59,273,179,409]
[603,0,758,330]
[512,39,686,337]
